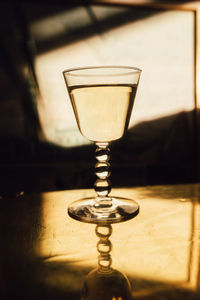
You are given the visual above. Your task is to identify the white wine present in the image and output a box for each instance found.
[63,66,141,224]
[69,84,137,142]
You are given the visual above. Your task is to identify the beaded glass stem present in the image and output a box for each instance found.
[94,143,112,209]
[63,66,141,224]
[95,224,113,272]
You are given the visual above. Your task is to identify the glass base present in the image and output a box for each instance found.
[68,196,139,224]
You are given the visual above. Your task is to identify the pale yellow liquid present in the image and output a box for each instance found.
[69,84,137,142]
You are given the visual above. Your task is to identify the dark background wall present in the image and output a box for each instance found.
[0,1,197,194]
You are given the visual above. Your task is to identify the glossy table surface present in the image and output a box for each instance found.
[0,184,200,299]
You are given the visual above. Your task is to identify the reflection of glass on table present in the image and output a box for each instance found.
[82,224,133,300]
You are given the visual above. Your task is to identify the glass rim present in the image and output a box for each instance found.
[63,65,142,77]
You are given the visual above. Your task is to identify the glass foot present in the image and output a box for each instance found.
[68,197,139,224]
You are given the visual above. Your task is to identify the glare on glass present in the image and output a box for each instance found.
[63,66,141,224]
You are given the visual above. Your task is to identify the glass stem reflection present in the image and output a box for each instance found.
[94,142,112,209]
[95,224,113,272]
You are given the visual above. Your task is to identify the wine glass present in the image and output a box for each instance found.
[63,66,141,224]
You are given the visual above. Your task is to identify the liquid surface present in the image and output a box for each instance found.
[69,84,137,142]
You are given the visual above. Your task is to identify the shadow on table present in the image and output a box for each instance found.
[1,251,200,300]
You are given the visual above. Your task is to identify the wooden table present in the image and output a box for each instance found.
[0,184,200,299]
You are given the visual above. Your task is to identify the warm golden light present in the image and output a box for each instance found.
[38,185,200,291]
[38,189,97,266]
